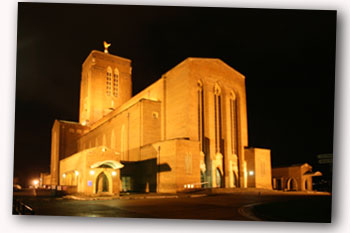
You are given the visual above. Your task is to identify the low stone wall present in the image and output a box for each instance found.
[61,185,78,195]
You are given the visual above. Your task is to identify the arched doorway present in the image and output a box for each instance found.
[66,173,75,186]
[304,179,308,191]
[287,177,298,191]
[216,168,223,188]
[96,172,109,193]
[233,171,238,188]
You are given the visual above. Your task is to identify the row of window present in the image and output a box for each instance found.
[80,126,128,161]
[197,81,239,155]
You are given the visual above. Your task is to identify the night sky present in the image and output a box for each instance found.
[15,3,336,186]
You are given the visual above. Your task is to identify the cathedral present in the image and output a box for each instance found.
[44,46,273,195]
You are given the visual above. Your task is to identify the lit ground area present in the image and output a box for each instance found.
[13,190,331,222]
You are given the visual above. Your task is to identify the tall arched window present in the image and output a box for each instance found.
[230,91,239,155]
[214,84,222,153]
[111,129,115,149]
[197,80,204,151]
[106,67,112,96]
[113,68,119,97]
[230,91,240,187]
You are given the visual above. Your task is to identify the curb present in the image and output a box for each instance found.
[63,193,209,200]
[63,195,120,201]
[238,203,264,221]
[120,195,179,200]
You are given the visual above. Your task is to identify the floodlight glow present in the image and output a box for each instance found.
[33,180,39,185]
[75,171,79,176]
[249,171,254,176]
[62,173,66,178]
[90,170,95,175]
[112,171,117,176]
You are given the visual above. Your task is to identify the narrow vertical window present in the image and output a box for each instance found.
[121,125,126,160]
[218,95,222,149]
[106,67,112,96]
[102,134,106,147]
[230,92,239,155]
[230,91,240,187]
[113,68,119,97]
[185,153,192,175]
[111,129,115,149]
[189,153,192,174]
[197,81,204,151]
[214,84,222,153]
[214,95,217,152]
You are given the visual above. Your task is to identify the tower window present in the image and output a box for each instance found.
[113,68,119,97]
[106,67,112,96]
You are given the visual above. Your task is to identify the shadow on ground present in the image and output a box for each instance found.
[252,195,332,223]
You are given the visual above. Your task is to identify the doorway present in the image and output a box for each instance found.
[216,168,223,188]
[96,172,109,193]
[287,177,298,191]
[304,179,308,190]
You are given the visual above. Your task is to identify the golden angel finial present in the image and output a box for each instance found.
[104,41,111,53]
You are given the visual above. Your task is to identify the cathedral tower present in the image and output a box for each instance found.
[79,50,132,125]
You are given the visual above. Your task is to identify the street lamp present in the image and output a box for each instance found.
[32,179,39,188]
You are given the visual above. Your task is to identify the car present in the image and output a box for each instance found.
[13,184,22,191]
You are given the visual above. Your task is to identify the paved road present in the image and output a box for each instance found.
[13,192,332,222]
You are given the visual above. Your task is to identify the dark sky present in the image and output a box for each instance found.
[15,3,336,185]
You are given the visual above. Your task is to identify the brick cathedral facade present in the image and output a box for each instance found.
[45,49,272,195]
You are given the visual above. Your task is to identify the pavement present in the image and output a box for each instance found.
[13,189,332,222]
